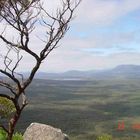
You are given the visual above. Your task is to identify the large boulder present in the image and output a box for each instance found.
[23,123,69,140]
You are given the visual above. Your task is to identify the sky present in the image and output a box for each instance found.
[1,0,140,72]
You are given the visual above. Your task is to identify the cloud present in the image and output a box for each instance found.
[1,0,140,72]
[75,0,140,25]
[58,29,140,52]
[40,50,140,72]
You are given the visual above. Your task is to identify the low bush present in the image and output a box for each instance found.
[96,134,112,140]
[0,128,23,140]
[0,128,7,140]
[0,97,16,118]
[12,132,23,140]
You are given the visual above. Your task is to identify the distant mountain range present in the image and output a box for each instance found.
[1,65,140,80]
[32,64,140,80]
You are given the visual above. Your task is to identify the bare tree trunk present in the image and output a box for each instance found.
[7,128,13,140]
[8,120,15,140]
[7,110,21,140]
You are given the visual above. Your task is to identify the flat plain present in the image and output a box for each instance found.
[12,78,140,140]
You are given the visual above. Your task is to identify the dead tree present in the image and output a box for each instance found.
[0,0,81,139]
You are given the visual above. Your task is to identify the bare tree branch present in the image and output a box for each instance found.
[0,0,81,139]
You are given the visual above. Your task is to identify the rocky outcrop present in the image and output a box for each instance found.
[23,123,69,140]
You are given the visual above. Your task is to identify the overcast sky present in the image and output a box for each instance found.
[1,0,140,72]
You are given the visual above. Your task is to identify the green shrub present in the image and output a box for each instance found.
[12,132,23,140]
[96,134,112,140]
[0,97,16,118]
[0,128,7,140]
[0,128,23,140]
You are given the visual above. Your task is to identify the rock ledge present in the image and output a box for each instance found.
[23,123,69,140]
